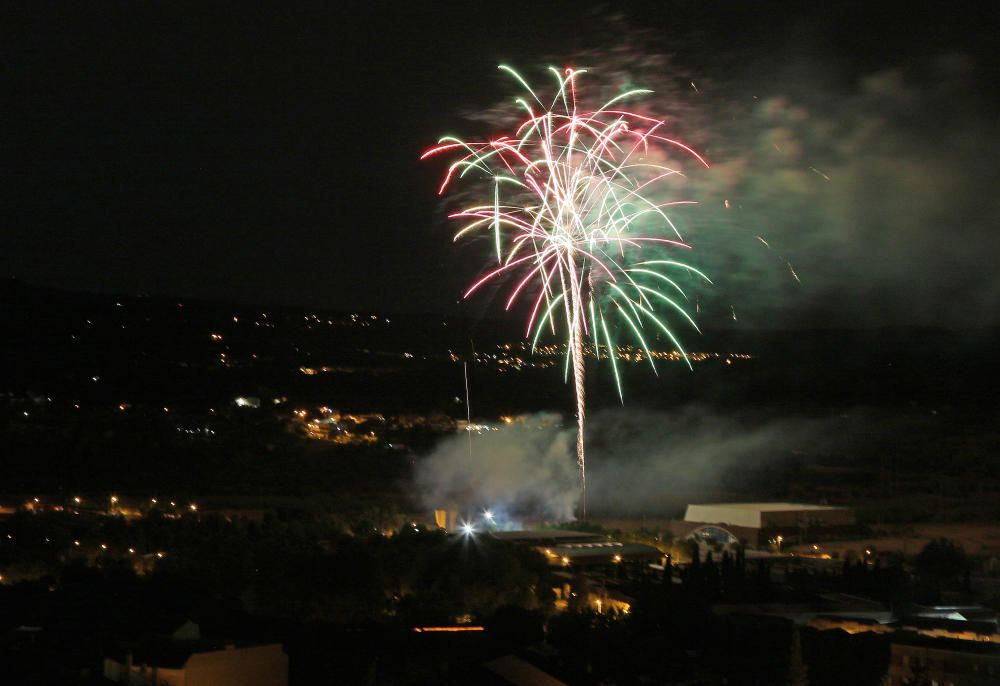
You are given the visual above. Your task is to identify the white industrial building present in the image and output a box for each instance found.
[676,502,856,546]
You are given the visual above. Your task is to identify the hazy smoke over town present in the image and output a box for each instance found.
[582,406,831,514]
[416,407,839,520]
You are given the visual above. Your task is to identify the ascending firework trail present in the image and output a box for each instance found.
[423,66,711,516]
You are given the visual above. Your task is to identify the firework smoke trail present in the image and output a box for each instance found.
[423,66,711,516]
[571,286,586,509]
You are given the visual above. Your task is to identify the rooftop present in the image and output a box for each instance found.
[688,503,846,512]
[491,530,604,545]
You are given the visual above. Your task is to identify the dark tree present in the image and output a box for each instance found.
[915,538,971,601]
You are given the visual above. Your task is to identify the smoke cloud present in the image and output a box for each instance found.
[675,53,1000,329]
[583,406,831,515]
[414,412,579,521]
[416,406,842,521]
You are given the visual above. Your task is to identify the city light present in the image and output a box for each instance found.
[482,510,494,522]
[460,522,475,536]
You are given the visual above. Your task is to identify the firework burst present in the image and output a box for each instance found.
[423,66,711,515]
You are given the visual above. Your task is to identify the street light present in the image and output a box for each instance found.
[776,535,783,553]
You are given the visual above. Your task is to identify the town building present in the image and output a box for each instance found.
[104,642,288,686]
[888,635,1000,686]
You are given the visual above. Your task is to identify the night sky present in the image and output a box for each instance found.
[3,2,998,323]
